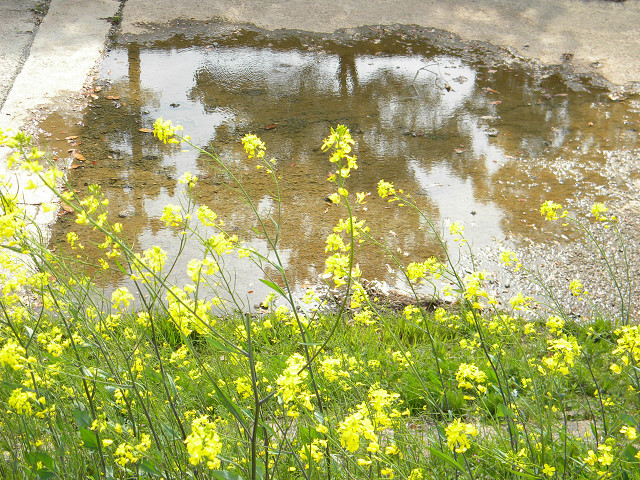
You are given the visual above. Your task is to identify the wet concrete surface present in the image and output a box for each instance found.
[38,25,640,315]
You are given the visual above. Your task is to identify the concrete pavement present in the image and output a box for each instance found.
[0,0,44,112]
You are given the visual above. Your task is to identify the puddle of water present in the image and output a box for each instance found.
[42,29,639,305]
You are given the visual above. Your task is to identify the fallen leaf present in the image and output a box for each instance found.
[489,100,502,105]
[69,164,81,169]
[483,87,499,94]
[65,135,78,140]
[454,148,467,154]
[139,128,153,133]
[264,123,278,130]
[94,86,102,92]
[555,93,568,97]
[106,95,120,100]
[73,152,86,161]
[61,204,74,212]
[90,94,99,99]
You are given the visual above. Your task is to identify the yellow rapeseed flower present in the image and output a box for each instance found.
[445,418,478,453]
[185,416,223,470]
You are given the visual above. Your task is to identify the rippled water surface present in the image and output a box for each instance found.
[43,29,640,303]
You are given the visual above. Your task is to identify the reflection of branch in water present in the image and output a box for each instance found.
[412,62,452,97]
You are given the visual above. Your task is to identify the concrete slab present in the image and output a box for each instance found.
[120,0,640,89]
[0,0,120,241]
[0,0,42,110]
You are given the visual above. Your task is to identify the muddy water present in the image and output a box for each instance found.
[45,29,639,305]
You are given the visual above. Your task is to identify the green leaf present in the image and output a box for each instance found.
[24,326,35,339]
[79,428,99,451]
[621,413,637,426]
[139,459,163,476]
[211,382,247,432]
[204,334,237,354]
[161,422,182,442]
[497,403,512,419]
[213,471,246,480]
[36,470,56,480]
[427,446,465,472]
[81,366,108,379]
[623,444,640,465]
[72,408,92,429]
[259,279,286,297]
[313,411,326,425]
[25,451,55,470]
[0,380,25,391]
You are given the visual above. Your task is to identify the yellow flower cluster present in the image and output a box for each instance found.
[377,180,396,199]
[153,117,182,144]
[613,325,640,366]
[539,335,581,376]
[205,232,238,255]
[241,134,266,159]
[161,204,184,227]
[275,353,313,416]
[500,250,522,271]
[455,363,488,399]
[338,385,404,455]
[131,245,168,281]
[298,438,327,469]
[338,405,377,453]
[185,416,223,470]
[445,418,478,453]
[166,286,215,336]
[583,439,615,477]
[8,388,38,415]
[321,124,357,180]
[114,433,151,466]
[406,258,442,283]
[111,287,134,311]
[0,340,28,370]
[540,200,567,221]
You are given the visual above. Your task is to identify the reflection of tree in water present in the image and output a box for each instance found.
[183,45,443,285]
[50,44,178,283]
[338,50,358,96]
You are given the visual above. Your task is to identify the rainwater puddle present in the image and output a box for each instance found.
[43,28,640,305]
